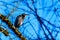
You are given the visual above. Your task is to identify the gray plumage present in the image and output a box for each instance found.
[14,13,28,28]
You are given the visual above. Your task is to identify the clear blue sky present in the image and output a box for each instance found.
[0,0,60,40]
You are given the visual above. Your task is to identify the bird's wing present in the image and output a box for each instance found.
[18,17,23,26]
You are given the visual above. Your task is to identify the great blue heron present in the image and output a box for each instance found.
[14,13,28,28]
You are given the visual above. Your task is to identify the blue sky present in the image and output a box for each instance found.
[0,0,60,40]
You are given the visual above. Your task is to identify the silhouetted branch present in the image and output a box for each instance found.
[40,22,51,40]
[40,17,60,28]
[0,14,26,40]
[35,14,55,40]
[0,27,9,36]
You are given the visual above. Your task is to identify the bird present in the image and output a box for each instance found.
[14,13,28,28]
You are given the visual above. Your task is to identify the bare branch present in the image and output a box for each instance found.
[0,14,26,40]
[0,27,9,36]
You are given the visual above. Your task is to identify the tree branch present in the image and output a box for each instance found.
[0,27,9,36]
[0,14,26,40]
